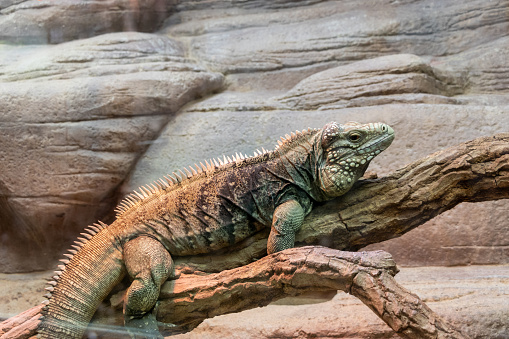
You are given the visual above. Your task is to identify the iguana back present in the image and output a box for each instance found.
[111,128,324,256]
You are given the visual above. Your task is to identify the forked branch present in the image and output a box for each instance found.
[0,248,466,339]
[157,247,465,338]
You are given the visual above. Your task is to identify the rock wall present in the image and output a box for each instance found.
[0,0,176,44]
[0,32,224,272]
[1,0,508,273]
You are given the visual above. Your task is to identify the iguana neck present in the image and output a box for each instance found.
[272,130,327,202]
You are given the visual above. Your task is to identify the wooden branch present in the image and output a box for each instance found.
[299,133,509,251]
[0,248,466,339]
[157,247,465,338]
[0,305,42,339]
[2,134,506,338]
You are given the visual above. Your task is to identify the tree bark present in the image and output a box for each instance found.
[156,247,466,338]
[1,134,507,339]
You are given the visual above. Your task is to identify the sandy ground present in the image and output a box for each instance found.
[0,270,48,321]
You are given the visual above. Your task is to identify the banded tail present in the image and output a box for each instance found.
[38,222,126,338]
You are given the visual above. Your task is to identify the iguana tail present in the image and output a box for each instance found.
[38,222,126,339]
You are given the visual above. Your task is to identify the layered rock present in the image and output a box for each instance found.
[276,54,464,110]
[0,0,175,44]
[0,32,223,272]
[433,35,509,96]
[166,0,509,77]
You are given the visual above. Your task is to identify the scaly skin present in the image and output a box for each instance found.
[38,121,394,338]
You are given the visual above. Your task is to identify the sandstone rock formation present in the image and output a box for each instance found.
[275,54,464,110]
[165,0,509,76]
[0,0,175,44]
[0,32,223,272]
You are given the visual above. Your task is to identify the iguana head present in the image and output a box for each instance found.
[316,121,394,199]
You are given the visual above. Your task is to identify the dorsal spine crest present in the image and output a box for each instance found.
[113,127,319,219]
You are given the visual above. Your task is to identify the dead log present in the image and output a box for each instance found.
[1,134,507,338]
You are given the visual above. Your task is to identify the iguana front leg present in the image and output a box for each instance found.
[267,200,305,254]
[123,236,174,339]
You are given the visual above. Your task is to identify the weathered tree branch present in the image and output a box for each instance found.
[0,248,466,339]
[1,134,507,338]
[301,133,509,251]
[156,247,465,338]
[0,305,42,339]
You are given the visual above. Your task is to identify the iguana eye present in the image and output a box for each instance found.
[348,132,362,142]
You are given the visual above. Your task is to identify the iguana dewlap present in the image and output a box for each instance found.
[38,121,394,338]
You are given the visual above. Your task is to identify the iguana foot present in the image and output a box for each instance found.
[123,236,173,339]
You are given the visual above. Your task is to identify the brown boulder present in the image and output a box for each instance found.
[0,32,224,272]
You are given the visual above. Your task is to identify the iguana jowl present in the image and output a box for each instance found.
[38,121,394,338]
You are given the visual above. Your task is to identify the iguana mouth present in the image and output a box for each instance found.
[327,129,394,163]
[359,133,395,154]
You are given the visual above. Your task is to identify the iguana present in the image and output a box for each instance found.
[38,121,394,338]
